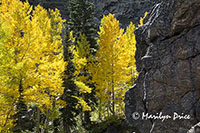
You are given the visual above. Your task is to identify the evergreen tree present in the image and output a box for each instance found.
[69,33,95,129]
[62,0,97,132]
[61,0,97,131]
[67,0,97,50]
[61,38,80,132]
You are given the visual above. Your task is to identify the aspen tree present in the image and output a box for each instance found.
[90,14,137,117]
[0,0,66,131]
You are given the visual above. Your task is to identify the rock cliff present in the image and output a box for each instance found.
[26,0,158,25]
[124,0,200,133]
[91,0,159,25]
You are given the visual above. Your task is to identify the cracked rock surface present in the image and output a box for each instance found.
[124,0,200,133]
[90,0,160,25]
[27,0,159,26]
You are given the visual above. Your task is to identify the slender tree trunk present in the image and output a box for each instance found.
[99,100,102,121]
[62,107,71,133]
[63,116,71,133]
[111,41,115,116]
[83,94,91,128]
[52,99,59,133]
[44,117,49,133]
[81,112,84,122]
[84,111,91,124]
[111,65,115,116]
[36,107,40,133]
[112,85,115,116]
[107,105,110,117]
[53,118,59,133]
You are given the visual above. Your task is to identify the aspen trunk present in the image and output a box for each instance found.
[36,107,40,133]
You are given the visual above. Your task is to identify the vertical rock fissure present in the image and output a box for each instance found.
[143,71,148,105]
[144,2,162,31]
[143,70,155,132]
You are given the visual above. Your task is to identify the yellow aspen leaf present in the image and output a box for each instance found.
[138,11,148,27]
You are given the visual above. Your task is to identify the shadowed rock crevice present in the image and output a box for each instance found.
[125,0,200,133]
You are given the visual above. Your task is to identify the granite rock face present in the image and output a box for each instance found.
[90,0,159,25]
[125,0,200,133]
[26,0,158,26]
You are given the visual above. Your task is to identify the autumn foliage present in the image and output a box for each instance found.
[0,0,66,131]
[0,0,142,132]
[89,14,137,117]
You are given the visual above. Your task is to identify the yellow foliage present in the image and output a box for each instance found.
[0,0,66,131]
[89,13,137,116]
[125,22,138,78]
[74,81,92,94]
[69,33,93,111]
[138,11,148,27]
[69,31,76,42]
[73,96,92,112]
